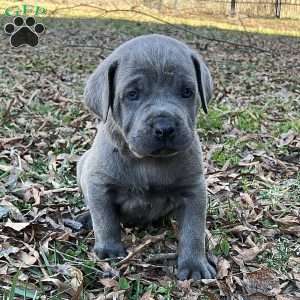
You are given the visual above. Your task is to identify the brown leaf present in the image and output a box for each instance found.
[0,264,8,275]
[233,243,272,262]
[217,258,231,279]
[140,291,154,300]
[240,192,256,208]
[32,187,42,206]
[228,225,255,234]
[48,264,84,299]
[4,219,30,232]
[274,216,299,226]
[243,267,281,296]
[177,279,192,290]
[96,290,125,300]
[280,225,300,237]
[99,278,118,288]
[16,250,38,267]
[217,274,235,296]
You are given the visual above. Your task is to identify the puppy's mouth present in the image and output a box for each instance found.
[149,147,178,157]
[129,145,178,159]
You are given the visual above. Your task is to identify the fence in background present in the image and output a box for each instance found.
[143,0,300,18]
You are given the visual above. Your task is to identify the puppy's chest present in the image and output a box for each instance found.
[114,185,182,225]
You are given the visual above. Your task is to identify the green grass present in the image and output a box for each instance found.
[275,119,300,135]
[258,237,291,273]
[235,109,264,132]
[211,138,242,168]
[259,175,300,207]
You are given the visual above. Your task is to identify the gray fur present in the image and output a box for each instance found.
[77,34,215,280]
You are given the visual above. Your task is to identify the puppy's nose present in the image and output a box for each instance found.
[153,119,176,140]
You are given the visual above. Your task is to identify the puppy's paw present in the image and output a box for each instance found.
[94,242,127,259]
[177,256,216,280]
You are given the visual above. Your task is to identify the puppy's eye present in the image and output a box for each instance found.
[182,87,194,98]
[126,90,139,101]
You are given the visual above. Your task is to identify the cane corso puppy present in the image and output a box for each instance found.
[77,34,215,280]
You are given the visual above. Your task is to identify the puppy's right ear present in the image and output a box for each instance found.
[84,60,118,122]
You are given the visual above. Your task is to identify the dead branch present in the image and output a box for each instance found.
[115,232,166,267]
[49,4,273,54]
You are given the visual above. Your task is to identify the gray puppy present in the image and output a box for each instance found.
[77,34,216,280]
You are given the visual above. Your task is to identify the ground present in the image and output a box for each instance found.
[0,12,300,300]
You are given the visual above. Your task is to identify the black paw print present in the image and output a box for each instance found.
[4,16,45,47]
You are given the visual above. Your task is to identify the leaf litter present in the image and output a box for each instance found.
[0,14,299,300]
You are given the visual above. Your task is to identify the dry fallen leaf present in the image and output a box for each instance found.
[274,216,299,226]
[96,290,125,300]
[243,267,281,296]
[280,225,300,237]
[42,264,83,299]
[240,192,256,208]
[217,274,235,297]
[140,291,155,300]
[217,257,231,279]
[16,250,38,268]
[99,278,118,288]
[228,224,255,234]
[4,219,30,232]
[233,243,272,262]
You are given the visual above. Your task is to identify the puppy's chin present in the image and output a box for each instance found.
[129,145,179,159]
[149,148,178,158]
[130,150,145,159]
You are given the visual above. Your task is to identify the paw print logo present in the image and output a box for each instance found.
[4,16,45,47]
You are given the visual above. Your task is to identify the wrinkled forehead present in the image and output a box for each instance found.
[117,45,195,83]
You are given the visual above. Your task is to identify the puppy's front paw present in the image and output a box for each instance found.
[177,256,216,280]
[94,242,127,259]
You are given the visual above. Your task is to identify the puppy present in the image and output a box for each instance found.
[77,34,216,280]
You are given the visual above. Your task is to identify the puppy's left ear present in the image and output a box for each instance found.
[191,53,213,114]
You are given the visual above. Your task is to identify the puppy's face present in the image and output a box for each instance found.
[85,35,213,158]
[114,54,198,158]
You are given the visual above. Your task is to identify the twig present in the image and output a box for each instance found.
[145,252,177,263]
[115,232,166,267]
[42,187,79,195]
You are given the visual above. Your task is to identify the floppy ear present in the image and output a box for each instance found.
[84,60,118,122]
[191,54,213,114]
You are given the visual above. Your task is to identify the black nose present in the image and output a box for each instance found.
[153,119,176,140]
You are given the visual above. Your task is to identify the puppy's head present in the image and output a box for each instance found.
[85,34,213,158]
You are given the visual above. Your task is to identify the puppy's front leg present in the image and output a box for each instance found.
[86,182,126,259]
[177,177,216,280]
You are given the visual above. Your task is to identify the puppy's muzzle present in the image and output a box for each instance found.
[149,115,179,156]
[152,116,176,141]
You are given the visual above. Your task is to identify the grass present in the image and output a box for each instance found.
[258,237,291,273]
